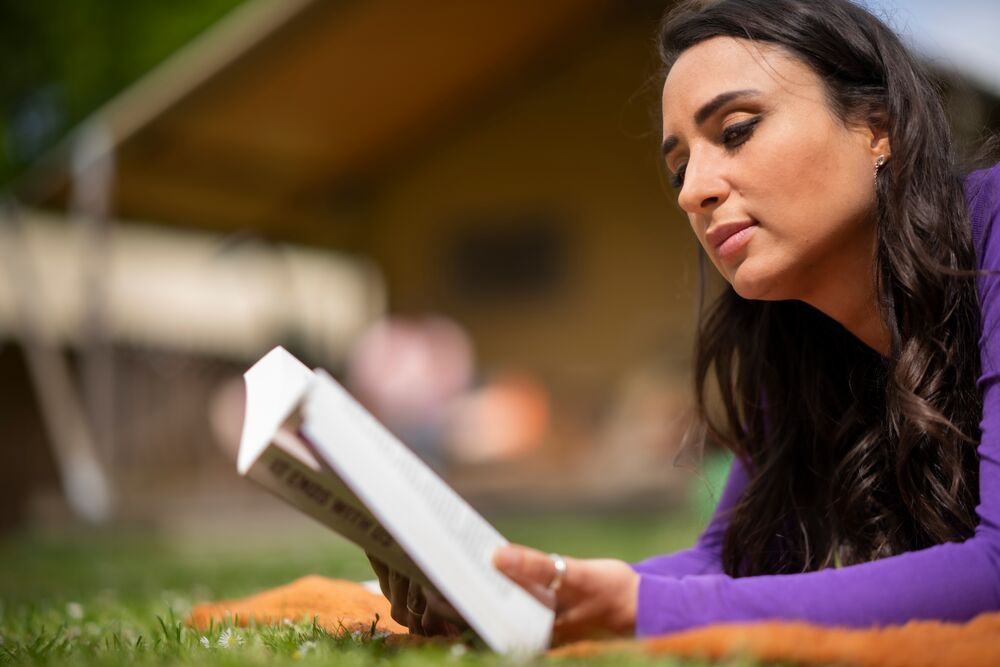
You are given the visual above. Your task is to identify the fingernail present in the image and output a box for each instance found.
[493,546,514,569]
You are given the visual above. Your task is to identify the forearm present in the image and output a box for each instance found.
[635,534,1000,635]
[632,544,723,577]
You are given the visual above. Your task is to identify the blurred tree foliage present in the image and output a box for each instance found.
[0,0,247,189]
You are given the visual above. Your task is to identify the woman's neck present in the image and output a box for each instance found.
[801,230,891,357]
[837,295,891,357]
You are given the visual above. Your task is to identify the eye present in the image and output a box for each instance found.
[670,162,687,189]
[721,115,762,150]
[669,115,762,191]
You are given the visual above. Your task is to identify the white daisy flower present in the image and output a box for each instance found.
[216,628,244,648]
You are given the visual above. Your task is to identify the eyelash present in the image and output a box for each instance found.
[670,116,762,189]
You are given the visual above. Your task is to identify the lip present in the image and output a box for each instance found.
[705,220,757,258]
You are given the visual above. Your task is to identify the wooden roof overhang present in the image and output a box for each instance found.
[16,0,620,248]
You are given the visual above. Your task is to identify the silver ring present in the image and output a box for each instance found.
[547,553,567,592]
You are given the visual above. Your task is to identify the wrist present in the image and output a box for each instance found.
[612,565,640,635]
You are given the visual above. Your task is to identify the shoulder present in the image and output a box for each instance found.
[964,160,1000,263]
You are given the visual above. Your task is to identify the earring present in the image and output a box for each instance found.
[874,154,887,179]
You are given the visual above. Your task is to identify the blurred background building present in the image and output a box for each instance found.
[1,0,998,533]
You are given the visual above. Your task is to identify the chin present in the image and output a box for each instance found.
[729,260,784,301]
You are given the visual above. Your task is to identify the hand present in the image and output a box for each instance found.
[492,544,639,645]
[365,553,467,636]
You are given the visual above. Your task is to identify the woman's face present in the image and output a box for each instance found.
[661,36,886,302]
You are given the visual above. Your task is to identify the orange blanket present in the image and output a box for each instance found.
[187,575,409,636]
[188,575,1000,666]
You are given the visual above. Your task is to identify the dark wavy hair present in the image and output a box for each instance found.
[659,0,984,576]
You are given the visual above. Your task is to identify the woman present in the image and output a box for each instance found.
[372,0,1000,643]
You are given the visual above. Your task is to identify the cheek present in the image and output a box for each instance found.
[746,120,871,240]
[758,125,834,205]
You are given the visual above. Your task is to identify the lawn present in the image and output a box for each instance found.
[0,511,759,666]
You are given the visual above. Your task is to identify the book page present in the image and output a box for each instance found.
[302,370,553,654]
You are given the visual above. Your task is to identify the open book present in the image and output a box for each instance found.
[237,346,554,653]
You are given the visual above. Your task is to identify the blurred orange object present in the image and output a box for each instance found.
[187,575,407,636]
[553,613,1000,667]
[446,371,550,463]
[190,576,1000,665]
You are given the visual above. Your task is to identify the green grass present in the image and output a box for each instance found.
[0,511,761,666]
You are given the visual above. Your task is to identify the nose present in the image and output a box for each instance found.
[676,155,730,215]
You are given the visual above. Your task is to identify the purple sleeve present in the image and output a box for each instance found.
[635,162,1000,636]
[631,457,749,577]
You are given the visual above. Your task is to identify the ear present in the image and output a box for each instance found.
[865,111,891,160]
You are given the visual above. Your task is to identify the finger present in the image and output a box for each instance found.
[407,610,424,636]
[407,584,426,616]
[387,570,411,628]
[528,582,558,610]
[496,544,576,590]
[404,586,428,636]
[420,607,447,636]
[549,597,599,645]
[552,606,612,645]
[419,605,461,638]
[365,552,388,575]
[441,622,463,637]
[493,545,551,585]
[493,545,562,608]
[423,588,466,625]
[365,554,391,599]
[553,599,596,631]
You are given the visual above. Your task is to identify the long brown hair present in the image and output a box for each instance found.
[660,0,983,575]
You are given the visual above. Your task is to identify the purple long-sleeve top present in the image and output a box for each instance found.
[632,161,1000,636]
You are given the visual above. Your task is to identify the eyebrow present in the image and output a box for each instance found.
[661,88,762,159]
